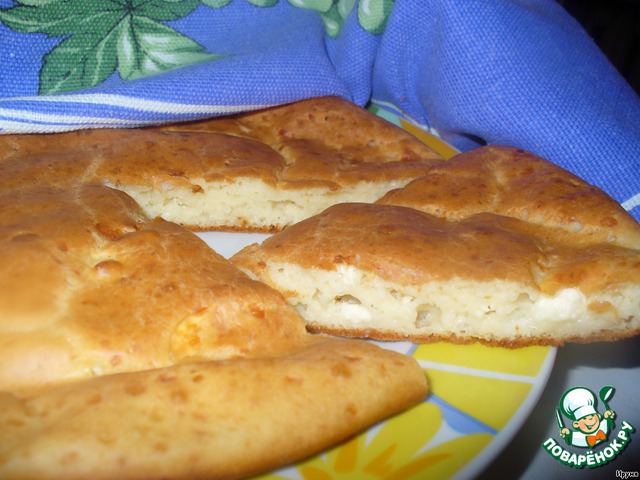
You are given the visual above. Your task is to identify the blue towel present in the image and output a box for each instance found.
[1,0,639,220]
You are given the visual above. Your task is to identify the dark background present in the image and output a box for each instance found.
[558,0,640,94]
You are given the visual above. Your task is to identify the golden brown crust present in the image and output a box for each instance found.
[166,96,444,178]
[0,97,444,232]
[0,183,309,392]
[306,324,640,348]
[232,202,640,294]
[0,337,427,480]
[0,128,286,188]
[233,204,548,286]
[378,145,640,249]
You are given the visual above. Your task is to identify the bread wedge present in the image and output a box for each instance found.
[231,146,640,347]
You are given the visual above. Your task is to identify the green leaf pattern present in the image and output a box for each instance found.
[0,0,394,94]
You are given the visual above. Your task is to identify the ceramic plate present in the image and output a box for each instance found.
[195,105,556,480]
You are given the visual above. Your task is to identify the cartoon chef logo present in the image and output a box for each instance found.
[557,386,615,448]
[542,385,635,468]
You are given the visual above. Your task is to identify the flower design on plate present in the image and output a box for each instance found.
[259,400,492,480]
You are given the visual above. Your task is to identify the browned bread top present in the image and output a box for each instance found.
[0,97,443,194]
[378,145,640,249]
[232,201,640,295]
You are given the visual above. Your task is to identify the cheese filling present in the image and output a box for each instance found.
[259,263,640,341]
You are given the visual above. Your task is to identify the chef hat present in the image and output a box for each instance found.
[561,387,597,421]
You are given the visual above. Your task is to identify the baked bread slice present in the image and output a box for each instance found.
[0,97,443,233]
[0,335,425,480]
[231,146,640,347]
[0,180,427,478]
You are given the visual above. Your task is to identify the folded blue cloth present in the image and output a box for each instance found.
[1,0,639,220]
